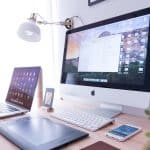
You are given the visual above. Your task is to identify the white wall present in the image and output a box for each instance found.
[0,0,55,101]
[56,0,150,23]
[52,0,150,83]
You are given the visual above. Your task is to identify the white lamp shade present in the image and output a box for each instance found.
[17,21,41,42]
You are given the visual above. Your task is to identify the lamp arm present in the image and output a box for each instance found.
[37,20,64,25]
[29,13,84,29]
[30,13,65,25]
[37,18,74,29]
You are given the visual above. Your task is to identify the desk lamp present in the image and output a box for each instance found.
[17,13,79,42]
[17,13,84,106]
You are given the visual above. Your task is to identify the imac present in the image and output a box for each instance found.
[60,8,150,117]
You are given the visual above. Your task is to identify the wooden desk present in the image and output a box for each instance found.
[0,99,150,150]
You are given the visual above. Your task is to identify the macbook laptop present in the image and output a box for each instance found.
[0,66,41,118]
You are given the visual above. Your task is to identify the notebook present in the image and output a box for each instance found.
[0,116,89,150]
[0,66,41,118]
[81,141,120,150]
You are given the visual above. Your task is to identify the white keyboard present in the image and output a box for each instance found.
[51,109,114,131]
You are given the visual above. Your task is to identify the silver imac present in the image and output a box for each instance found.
[60,8,150,117]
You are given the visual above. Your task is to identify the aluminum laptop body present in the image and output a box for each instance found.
[0,66,41,118]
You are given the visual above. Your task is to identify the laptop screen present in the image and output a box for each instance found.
[6,67,41,110]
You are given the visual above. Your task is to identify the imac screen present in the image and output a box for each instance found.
[61,8,150,91]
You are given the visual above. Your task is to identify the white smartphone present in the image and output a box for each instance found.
[106,124,142,141]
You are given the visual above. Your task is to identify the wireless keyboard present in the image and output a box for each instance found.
[51,109,114,131]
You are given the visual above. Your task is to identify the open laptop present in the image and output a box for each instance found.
[0,66,41,118]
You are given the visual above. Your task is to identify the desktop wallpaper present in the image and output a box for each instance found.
[62,15,150,87]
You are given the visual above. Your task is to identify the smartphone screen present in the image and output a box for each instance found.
[108,125,139,137]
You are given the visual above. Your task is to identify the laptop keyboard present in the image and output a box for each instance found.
[0,103,19,113]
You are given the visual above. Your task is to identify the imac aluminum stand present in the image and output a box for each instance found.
[89,102,123,118]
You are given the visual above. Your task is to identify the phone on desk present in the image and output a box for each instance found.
[106,124,142,141]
